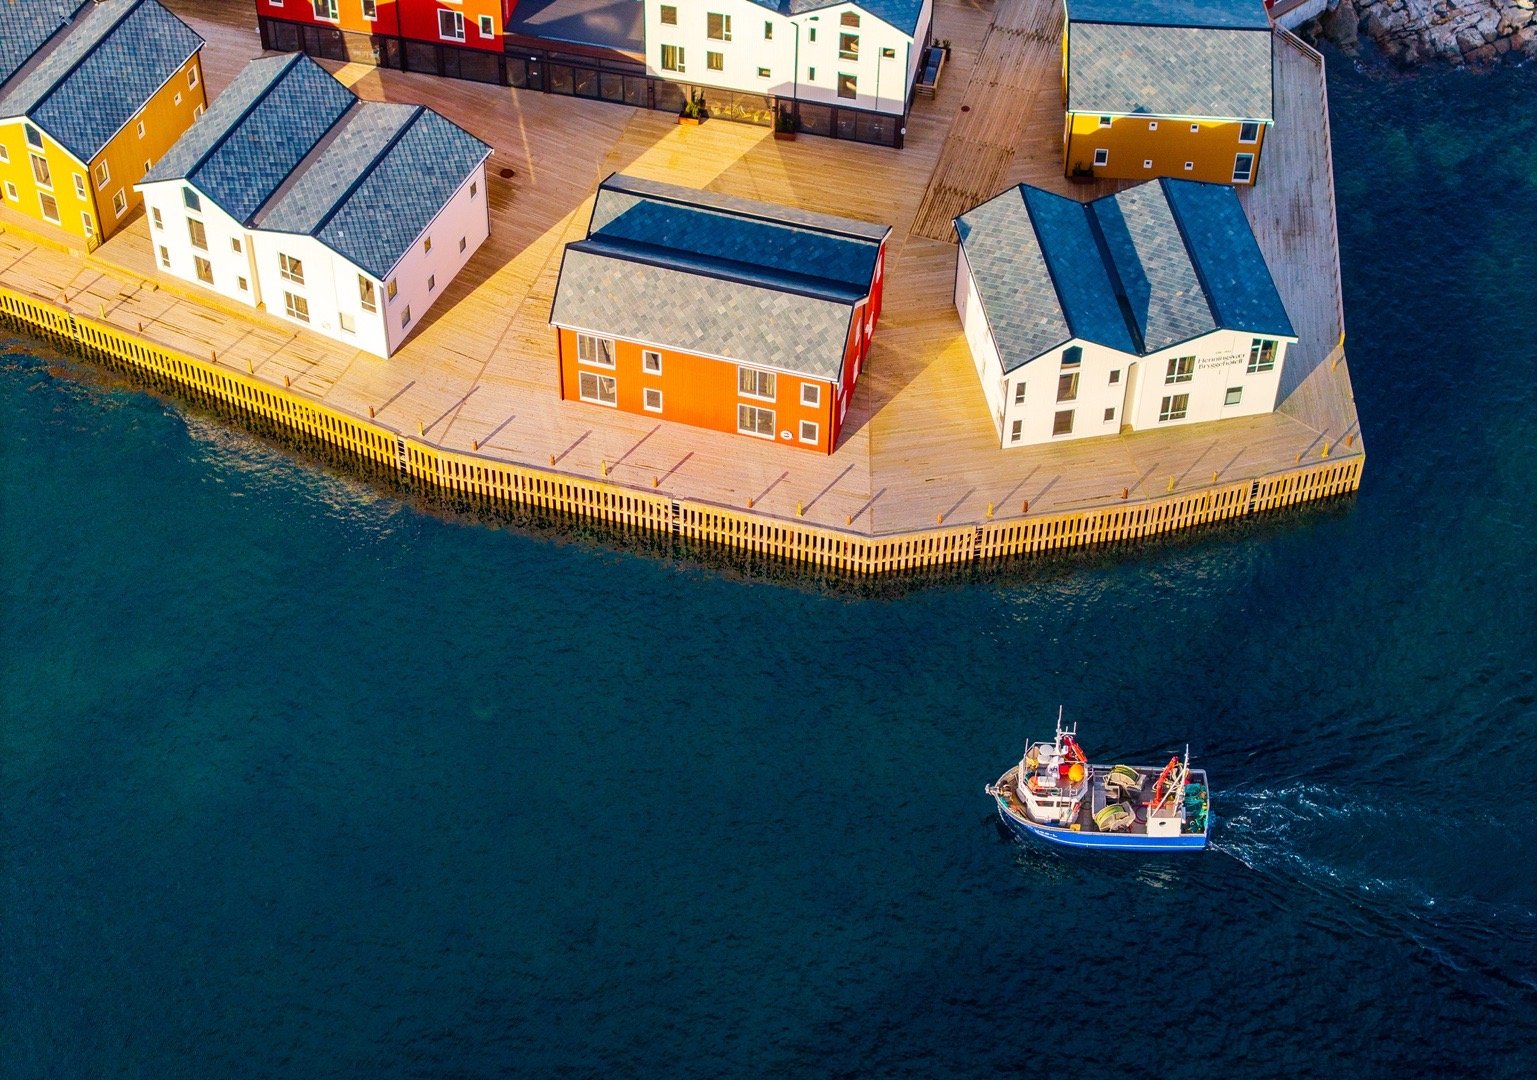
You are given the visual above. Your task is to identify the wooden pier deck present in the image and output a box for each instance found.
[0,0,1362,569]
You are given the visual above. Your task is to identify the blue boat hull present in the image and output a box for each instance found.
[992,795,1209,852]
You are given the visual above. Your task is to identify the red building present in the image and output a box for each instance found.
[257,0,514,82]
[549,175,890,455]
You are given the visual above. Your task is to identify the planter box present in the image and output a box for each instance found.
[773,130,797,141]
[678,115,705,126]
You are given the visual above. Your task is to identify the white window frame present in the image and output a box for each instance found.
[2,182,15,201]
[1010,419,1022,443]
[312,0,338,20]
[38,192,60,223]
[81,212,94,240]
[440,9,465,41]
[158,244,170,268]
[152,207,163,229]
[737,404,775,439]
[1159,393,1189,422]
[800,383,820,407]
[188,217,208,250]
[706,12,732,40]
[1239,121,1260,144]
[1093,148,1108,167]
[577,333,615,368]
[642,350,662,375]
[738,367,775,401]
[363,0,377,19]
[478,14,494,36]
[73,173,87,199]
[279,253,304,284]
[1224,386,1243,407]
[1164,356,1194,384]
[799,419,819,445]
[284,290,308,321]
[359,275,377,313]
[1233,153,1255,183]
[579,371,618,406]
[195,255,215,285]
[643,387,663,413]
[112,188,127,217]
[1013,382,1026,406]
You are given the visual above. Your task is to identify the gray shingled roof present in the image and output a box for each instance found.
[954,179,1292,373]
[142,53,355,226]
[1067,0,1271,30]
[1067,22,1272,121]
[0,0,90,88]
[257,104,491,281]
[551,175,889,381]
[0,0,202,163]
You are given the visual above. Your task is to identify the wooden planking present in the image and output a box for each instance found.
[0,0,1363,568]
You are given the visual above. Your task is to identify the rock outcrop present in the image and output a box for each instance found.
[1310,0,1537,66]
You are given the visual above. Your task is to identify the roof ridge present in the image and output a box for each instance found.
[181,53,311,195]
[304,104,427,240]
[19,0,143,122]
[1083,192,1146,355]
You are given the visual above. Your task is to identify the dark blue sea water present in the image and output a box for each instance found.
[4,54,1536,1078]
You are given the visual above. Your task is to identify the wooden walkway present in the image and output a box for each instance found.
[0,0,1363,564]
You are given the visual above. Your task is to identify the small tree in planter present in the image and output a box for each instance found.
[774,110,799,141]
[679,90,708,125]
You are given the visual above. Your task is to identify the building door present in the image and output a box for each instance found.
[1120,361,1138,433]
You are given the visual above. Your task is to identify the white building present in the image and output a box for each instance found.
[642,0,932,130]
[953,178,1296,447]
[136,53,491,358]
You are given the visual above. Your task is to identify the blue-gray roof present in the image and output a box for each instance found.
[955,179,1292,372]
[257,104,491,281]
[750,0,928,38]
[0,0,202,163]
[1066,0,1271,29]
[142,53,355,226]
[551,174,891,381]
[1066,22,1273,120]
[0,1,90,88]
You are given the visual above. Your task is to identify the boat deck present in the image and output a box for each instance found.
[0,0,1361,547]
[995,764,1209,837]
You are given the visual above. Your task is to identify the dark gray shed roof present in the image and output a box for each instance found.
[1067,22,1273,121]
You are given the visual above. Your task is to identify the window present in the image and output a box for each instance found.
[837,73,857,99]
[764,20,773,38]
[1,182,14,201]
[1104,407,1116,422]
[799,420,819,444]
[1224,386,1243,407]
[363,0,377,18]
[97,160,113,187]
[1008,419,1024,444]
[737,404,774,438]
[183,187,200,212]
[193,105,204,119]
[39,192,60,222]
[312,0,337,18]
[400,305,411,328]
[1248,338,1277,373]
[459,237,466,252]
[1108,369,1120,384]
[1093,148,1108,167]
[1190,123,1199,133]
[30,155,51,188]
[707,12,731,40]
[661,4,677,23]
[644,387,663,412]
[237,276,248,291]
[1057,372,1078,402]
[230,237,242,253]
[427,274,436,292]
[801,383,820,407]
[386,278,398,302]
[738,367,775,400]
[112,189,127,217]
[643,350,662,374]
[1233,153,1255,183]
[25,123,42,148]
[158,245,169,268]
[841,11,860,25]
[1240,121,1260,143]
[188,67,199,89]
[1053,410,1074,436]
[577,334,615,367]
[809,27,816,42]
[279,253,304,284]
[360,276,377,312]
[439,10,464,40]
[1098,115,1111,128]
[143,159,152,175]
[0,145,7,162]
[478,14,494,36]
[808,66,815,80]
[661,44,684,72]
[1164,355,1194,383]
[340,312,355,333]
[187,218,207,250]
[1013,382,1026,405]
[579,371,617,405]
[1143,159,1153,169]
[81,213,94,240]
[174,93,182,107]
[881,47,896,58]
[1149,121,1158,131]
[1185,162,1194,171]
[708,51,724,71]
[758,67,771,78]
[195,256,214,285]
[839,33,858,59]
[1062,345,1081,367]
[73,173,86,199]
[423,236,432,254]
[470,181,478,198]
[1159,394,1189,421]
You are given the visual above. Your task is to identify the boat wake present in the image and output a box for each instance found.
[1212,782,1537,1004]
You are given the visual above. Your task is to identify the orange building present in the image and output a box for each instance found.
[550,174,890,455]
[0,0,205,248]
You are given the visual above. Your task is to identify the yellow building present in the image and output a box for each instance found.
[1062,0,1273,186]
[0,0,204,249]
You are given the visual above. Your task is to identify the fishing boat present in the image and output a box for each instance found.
[985,710,1210,851]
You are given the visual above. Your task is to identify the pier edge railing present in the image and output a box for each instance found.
[1,285,1363,577]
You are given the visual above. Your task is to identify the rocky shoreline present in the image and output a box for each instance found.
[1307,0,1536,67]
